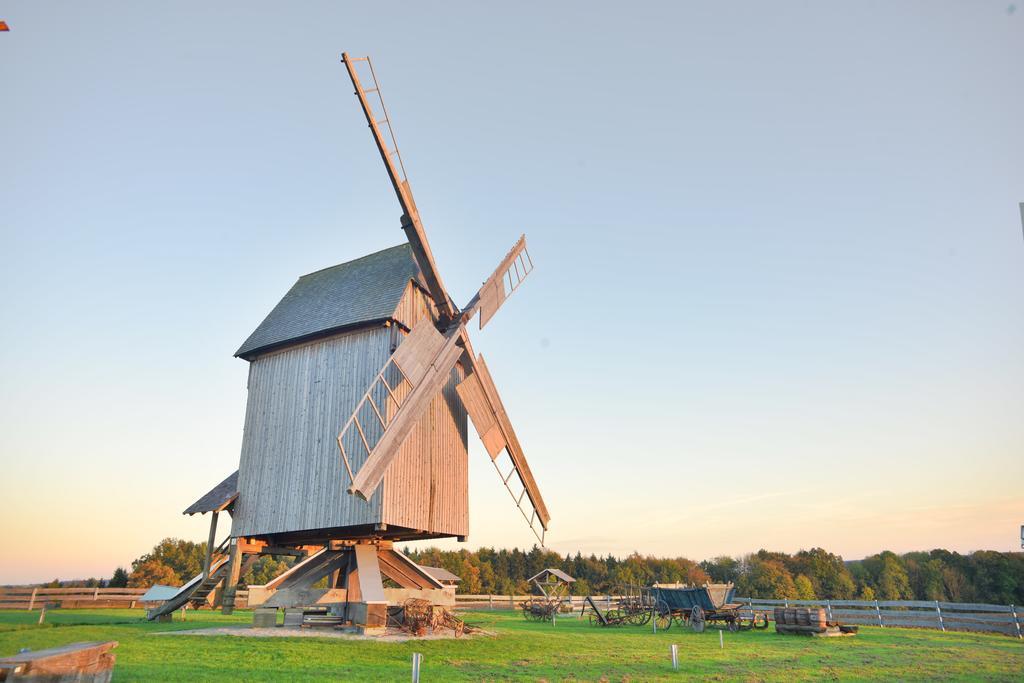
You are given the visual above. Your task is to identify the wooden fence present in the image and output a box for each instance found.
[0,587,151,610]
[0,587,250,611]
[733,597,1023,638]
[4,588,1018,636]
[454,594,622,611]
[454,594,1022,638]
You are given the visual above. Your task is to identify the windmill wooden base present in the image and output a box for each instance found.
[245,540,447,634]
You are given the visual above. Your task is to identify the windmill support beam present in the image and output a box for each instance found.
[220,539,243,615]
[202,511,219,581]
[243,540,447,633]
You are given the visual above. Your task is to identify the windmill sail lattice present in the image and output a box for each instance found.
[338,320,467,501]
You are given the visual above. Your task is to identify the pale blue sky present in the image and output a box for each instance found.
[1,2,1022,583]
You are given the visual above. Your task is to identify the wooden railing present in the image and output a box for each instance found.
[454,594,1023,638]
[0,587,151,610]
[734,597,1022,638]
[3,586,1017,637]
[454,594,623,611]
[0,587,250,611]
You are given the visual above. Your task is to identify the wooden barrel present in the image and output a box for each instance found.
[774,608,786,625]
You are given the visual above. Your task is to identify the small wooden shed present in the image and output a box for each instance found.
[419,566,461,596]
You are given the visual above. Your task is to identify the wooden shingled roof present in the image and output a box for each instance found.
[528,568,575,584]
[234,243,424,360]
[419,565,461,583]
[183,471,239,516]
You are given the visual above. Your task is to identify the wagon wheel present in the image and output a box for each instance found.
[727,616,740,633]
[626,608,646,626]
[653,600,672,631]
[753,612,769,630]
[588,612,600,627]
[690,605,705,633]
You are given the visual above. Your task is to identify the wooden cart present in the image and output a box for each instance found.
[648,584,769,632]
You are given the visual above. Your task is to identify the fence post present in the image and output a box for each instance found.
[875,600,884,628]
[28,588,37,611]
[1011,605,1021,640]
[935,601,945,632]
[825,600,832,622]
[411,653,423,683]
[510,594,514,610]
[488,594,493,610]
[784,599,789,608]
[93,586,100,602]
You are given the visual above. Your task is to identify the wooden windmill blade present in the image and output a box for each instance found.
[341,53,457,323]
[456,354,550,531]
[460,235,534,329]
[338,320,467,501]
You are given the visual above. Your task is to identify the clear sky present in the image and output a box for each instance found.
[1,2,1022,584]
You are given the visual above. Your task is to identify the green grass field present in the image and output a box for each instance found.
[1,608,1021,681]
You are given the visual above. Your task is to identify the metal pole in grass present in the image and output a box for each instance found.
[37,606,46,625]
[719,630,724,649]
[670,644,678,670]
[411,653,423,682]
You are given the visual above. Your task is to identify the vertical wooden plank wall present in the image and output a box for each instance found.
[231,327,392,537]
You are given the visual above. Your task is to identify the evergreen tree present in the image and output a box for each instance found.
[108,567,129,588]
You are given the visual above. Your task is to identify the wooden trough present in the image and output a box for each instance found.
[0,641,118,681]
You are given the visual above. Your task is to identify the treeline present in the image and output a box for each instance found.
[37,538,294,592]
[35,539,1024,607]
[403,546,1024,605]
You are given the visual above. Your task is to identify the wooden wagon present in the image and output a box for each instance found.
[648,584,769,632]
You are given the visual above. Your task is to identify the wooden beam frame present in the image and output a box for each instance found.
[202,511,219,581]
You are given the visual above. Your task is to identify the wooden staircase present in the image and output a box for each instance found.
[186,559,230,609]
[146,543,232,620]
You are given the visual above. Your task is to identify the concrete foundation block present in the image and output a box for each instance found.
[253,607,278,628]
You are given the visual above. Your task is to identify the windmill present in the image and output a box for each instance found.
[148,54,550,630]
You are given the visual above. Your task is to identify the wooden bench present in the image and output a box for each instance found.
[0,641,117,681]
